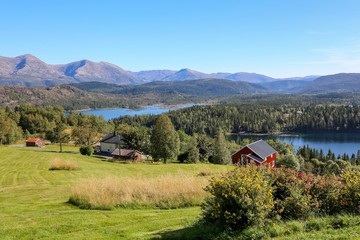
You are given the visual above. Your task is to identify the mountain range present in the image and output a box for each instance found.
[2,54,360,95]
[0,54,140,86]
[0,54,318,86]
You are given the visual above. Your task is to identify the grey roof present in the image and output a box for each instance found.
[247,154,265,163]
[246,140,277,160]
[100,133,126,145]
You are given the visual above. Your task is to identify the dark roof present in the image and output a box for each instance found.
[111,148,141,157]
[247,154,264,163]
[100,133,126,145]
[26,138,43,143]
[246,140,276,159]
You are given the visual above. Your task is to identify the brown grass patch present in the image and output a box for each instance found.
[49,159,79,170]
[69,174,209,209]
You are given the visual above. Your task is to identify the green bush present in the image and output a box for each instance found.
[202,166,274,230]
[309,175,342,215]
[269,168,313,220]
[79,146,94,156]
[340,170,360,214]
[201,166,360,234]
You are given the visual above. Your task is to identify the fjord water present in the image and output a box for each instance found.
[78,104,197,121]
[79,105,360,156]
[236,133,360,156]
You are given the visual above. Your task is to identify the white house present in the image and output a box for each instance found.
[100,133,126,153]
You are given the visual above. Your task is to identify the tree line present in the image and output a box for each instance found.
[114,104,360,135]
[0,104,110,147]
[1,103,360,172]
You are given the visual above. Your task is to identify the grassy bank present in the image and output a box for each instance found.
[69,174,209,209]
[0,146,228,239]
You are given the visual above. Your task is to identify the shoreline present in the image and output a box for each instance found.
[68,102,208,112]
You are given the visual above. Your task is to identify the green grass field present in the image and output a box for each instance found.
[1,145,360,240]
[0,145,230,239]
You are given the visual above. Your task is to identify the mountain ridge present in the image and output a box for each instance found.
[0,54,321,87]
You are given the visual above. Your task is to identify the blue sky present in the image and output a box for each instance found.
[1,0,360,77]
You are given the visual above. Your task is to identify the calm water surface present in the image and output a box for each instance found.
[77,103,197,121]
[236,133,360,156]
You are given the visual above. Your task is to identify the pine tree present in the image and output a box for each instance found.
[212,129,231,165]
[186,134,199,163]
[150,115,180,163]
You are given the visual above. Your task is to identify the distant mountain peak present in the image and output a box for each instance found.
[226,72,275,83]
[161,68,209,81]
[0,54,141,86]
[16,53,37,58]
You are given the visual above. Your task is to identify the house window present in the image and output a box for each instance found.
[272,161,275,167]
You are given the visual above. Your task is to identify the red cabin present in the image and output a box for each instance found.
[232,140,277,168]
[26,138,45,148]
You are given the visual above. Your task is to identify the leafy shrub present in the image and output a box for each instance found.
[340,169,360,214]
[269,168,313,220]
[304,218,324,232]
[202,166,274,230]
[79,146,94,156]
[308,175,342,215]
[331,215,352,229]
[238,227,267,240]
[276,153,300,170]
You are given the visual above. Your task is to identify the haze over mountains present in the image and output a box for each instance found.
[1,54,360,94]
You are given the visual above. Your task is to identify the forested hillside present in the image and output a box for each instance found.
[114,104,360,136]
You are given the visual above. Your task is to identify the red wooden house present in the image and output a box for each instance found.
[26,138,45,148]
[232,140,277,168]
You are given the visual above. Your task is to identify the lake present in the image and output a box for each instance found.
[235,133,360,157]
[77,103,198,121]
[79,105,360,156]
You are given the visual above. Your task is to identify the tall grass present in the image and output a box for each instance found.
[69,174,209,210]
[49,159,79,170]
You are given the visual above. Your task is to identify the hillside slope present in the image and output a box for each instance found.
[299,73,360,93]
[71,78,268,97]
[0,85,118,109]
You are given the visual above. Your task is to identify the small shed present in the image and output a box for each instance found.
[111,148,142,162]
[26,138,45,148]
[232,140,277,168]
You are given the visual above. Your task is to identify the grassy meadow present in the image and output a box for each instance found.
[1,145,360,239]
[0,145,230,239]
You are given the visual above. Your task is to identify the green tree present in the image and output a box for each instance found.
[46,123,70,152]
[177,129,190,154]
[150,115,180,163]
[197,134,214,162]
[212,129,231,165]
[276,153,301,170]
[116,123,151,154]
[186,134,199,163]
[0,110,23,144]
[72,115,108,146]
